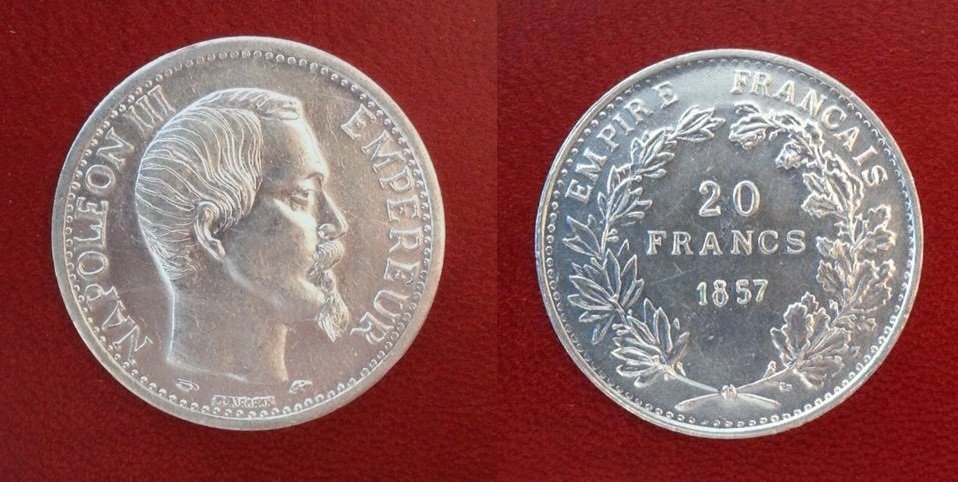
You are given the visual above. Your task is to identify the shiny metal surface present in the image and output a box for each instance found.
[535,49,921,438]
[53,37,444,430]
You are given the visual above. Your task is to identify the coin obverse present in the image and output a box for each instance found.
[535,49,921,438]
[53,37,444,430]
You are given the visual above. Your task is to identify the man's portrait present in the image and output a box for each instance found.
[134,88,350,385]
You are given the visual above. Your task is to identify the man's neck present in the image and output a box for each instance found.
[167,281,289,385]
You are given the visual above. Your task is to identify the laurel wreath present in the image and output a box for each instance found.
[561,103,897,411]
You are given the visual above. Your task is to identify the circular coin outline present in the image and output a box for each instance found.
[53,36,445,430]
[535,49,922,438]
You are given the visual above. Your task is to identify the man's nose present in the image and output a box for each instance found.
[317,193,348,240]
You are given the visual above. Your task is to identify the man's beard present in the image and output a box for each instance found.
[306,240,349,342]
[315,270,349,342]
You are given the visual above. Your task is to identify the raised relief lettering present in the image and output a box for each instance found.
[697,180,721,217]
[623,98,654,123]
[772,80,796,104]
[731,69,751,94]
[642,229,806,257]
[341,105,377,140]
[672,231,693,255]
[833,126,860,152]
[574,148,608,183]
[749,72,772,97]
[95,128,133,170]
[373,289,408,319]
[84,286,153,362]
[697,279,768,307]
[862,164,888,187]
[84,163,116,196]
[732,180,760,217]
[341,102,428,345]
[565,178,592,204]
[76,250,109,280]
[637,178,794,257]
[698,231,723,256]
[383,258,420,285]
[729,70,882,170]
[211,395,276,408]
[646,230,666,255]
[610,112,635,136]
[652,81,678,108]
[362,130,404,173]
[730,230,753,255]
[123,85,175,136]
[852,145,879,166]
[351,289,410,344]
[758,230,779,254]
[71,197,109,250]
[595,125,619,151]
[821,105,846,130]
[563,91,681,204]
[386,195,420,222]
[388,227,422,253]
[351,312,393,344]
[797,89,827,118]
[379,164,415,193]
[785,229,806,254]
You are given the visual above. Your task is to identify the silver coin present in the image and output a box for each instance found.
[535,49,921,438]
[53,37,444,430]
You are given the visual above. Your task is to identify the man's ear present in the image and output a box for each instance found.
[194,201,226,262]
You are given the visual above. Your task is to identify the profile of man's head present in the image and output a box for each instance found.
[134,88,350,379]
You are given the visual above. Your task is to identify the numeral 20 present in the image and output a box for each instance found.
[698,180,761,217]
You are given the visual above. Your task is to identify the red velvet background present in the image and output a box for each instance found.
[0,1,495,479]
[499,1,957,480]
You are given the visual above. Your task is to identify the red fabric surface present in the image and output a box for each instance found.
[0,1,495,480]
[498,1,957,480]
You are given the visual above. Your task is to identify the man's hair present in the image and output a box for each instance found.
[134,88,303,280]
